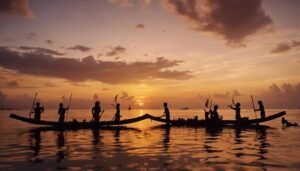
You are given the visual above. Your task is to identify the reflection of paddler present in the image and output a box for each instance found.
[56,131,65,162]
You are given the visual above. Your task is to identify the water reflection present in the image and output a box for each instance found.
[23,125,285,170]
[28,129,43,163]
[162,126,170,151]
[203,127,223,165]
[56,131,65,162]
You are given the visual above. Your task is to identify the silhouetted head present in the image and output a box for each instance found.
[258,101,263,105]
[163,102,168,107]
[236,103,240,107]
[214,105,218,110]
[95,101,100,106]
[59,103,63,107]
[36,102,40,107]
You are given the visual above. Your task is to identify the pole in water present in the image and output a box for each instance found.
[251,94,257,119]
[66,93,73,122]
[29,92,38,118]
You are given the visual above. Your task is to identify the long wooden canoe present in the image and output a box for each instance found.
[9,111,285,128]
[146,111,286,127]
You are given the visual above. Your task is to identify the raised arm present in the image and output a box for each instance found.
[227,105,235,110]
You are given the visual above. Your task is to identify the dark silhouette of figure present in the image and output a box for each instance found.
[204,110,210,120]
[210,105,220,120]
[92,101,101,122]
[113,103,121,125]
[32,102,44,121]
[58,103,69,123]
[282,117,298,126]
[255,101,265,118]
[228,103,241,121]
[163,102,170,126]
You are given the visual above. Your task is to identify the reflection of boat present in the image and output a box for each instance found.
[181,107,189,110]
[10,111,285,128]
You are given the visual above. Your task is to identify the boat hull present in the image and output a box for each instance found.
[9,111,286,129]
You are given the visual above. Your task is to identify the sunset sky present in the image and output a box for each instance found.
[0,0,299,109]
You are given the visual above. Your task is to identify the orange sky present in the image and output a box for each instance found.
[0,0,299,109]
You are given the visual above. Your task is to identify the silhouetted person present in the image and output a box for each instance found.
[163,102,170,126]
[210,105,219,120]
[58,103,69,123]
[282,117,298,126]
[228,103,241,121]
[255,101,265,119]
[113,103,121,125]
[92,101,101,122]
[32,102,44,121]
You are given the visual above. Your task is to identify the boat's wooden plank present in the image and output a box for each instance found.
[9,111,286,127]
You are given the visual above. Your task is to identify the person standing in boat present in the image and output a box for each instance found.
[228,103,241,121]
[255,101,265,119]
[32,102,44,121]
[113,103,121,125]
[162,102,171,126]
[92,101,101,122]
[58,103,69,123]
[210,105,220,120]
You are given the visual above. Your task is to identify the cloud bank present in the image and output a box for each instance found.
[0,47,192,84]
[68,45,92,52]
[271,40,300,53]
[164,0,273,45]
[0,0,34,17]
[19,46,65,56]
[106,45,127,56]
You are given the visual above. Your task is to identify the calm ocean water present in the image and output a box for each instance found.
[0,108,299,171]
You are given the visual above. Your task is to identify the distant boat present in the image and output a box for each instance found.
[128,105,131,110]
[181,107,189,110]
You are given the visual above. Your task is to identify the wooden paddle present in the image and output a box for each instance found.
[99,109,105,120]
[251,94,257,119]
[66,93,73,122]
[29,92,38,118]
